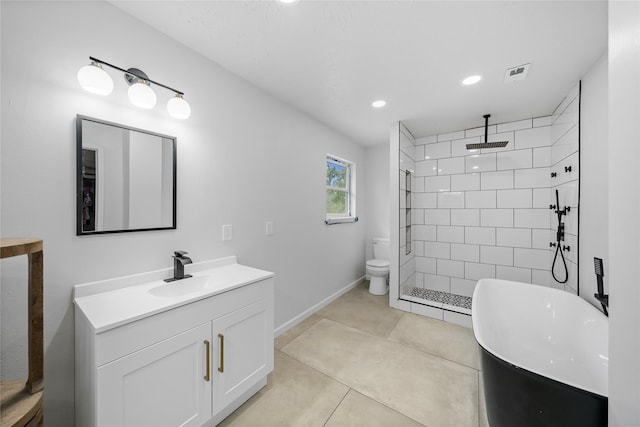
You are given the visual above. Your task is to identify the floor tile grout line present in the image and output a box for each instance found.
[279,283,478,426]
[316,309,403,342]
[279,343,430,427]
[277,316,323,352]
[385,328,481,372]
[279,321,475,427]
[306,310,481,373]
[384,309,406,340]
[321,388,351,427]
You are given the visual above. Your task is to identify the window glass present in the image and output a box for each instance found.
[326,155,356,224]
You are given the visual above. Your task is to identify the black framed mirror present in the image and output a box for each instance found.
[76,115,176,235]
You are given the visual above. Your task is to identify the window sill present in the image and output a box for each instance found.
[325,216,358,225]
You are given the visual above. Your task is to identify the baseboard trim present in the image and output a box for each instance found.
[274,276,366,337]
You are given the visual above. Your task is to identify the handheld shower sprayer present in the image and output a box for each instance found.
[550,189,569,284]
[593,257,608,316]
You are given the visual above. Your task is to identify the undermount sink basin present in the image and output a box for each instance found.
[149,276,211,298]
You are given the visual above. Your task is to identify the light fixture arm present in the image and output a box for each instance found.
[89,56,184,96]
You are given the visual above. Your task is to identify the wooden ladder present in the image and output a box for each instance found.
[0,238,44,427]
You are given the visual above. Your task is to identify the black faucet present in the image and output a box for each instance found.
[164,250,193,282]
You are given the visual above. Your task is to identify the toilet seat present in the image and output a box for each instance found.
[366,259,389,268]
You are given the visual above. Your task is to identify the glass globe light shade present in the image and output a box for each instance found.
[167,94,191,119]
[77,63,113,96]
[128,81,157,109]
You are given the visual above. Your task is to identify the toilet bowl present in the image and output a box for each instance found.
[366,238,390,295]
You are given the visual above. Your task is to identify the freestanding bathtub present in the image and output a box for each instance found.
[472,279,608,427]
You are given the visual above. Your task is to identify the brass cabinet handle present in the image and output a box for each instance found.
[218,333,224,373]
[204,340,211,382]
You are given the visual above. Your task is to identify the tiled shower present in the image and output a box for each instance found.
[395,84,581,326]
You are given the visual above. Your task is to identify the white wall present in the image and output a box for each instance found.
[579,53,608,310]
[0,2,366,425]
[364,143,390,261]
[608,1,640,425]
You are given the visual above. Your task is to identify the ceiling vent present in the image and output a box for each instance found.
[504,63,530,83]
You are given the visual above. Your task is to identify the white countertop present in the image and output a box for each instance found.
[74,260,274,334]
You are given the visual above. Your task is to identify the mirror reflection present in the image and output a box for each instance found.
[76,115,176,235]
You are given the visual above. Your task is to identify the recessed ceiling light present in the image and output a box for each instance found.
[372,100,386,108]
[462,75,482,86]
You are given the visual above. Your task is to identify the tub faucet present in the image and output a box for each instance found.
[164,250,193,282]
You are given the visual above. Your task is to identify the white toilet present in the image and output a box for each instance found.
[366,237,390,295]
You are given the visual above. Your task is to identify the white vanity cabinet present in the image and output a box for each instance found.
[97,322,212,427]
[74,260,274,427]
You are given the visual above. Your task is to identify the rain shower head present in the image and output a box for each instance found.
[466,141,510,149]
[466,114,509,150]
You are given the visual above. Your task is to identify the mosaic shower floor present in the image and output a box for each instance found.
[402,287,472,316]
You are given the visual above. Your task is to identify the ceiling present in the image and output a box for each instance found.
[113,1,607,146]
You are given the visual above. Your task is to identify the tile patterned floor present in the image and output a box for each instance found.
[409,287,473,310]
[220,281,489,427]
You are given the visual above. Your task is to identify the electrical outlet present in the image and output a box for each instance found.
[222,224,232,241]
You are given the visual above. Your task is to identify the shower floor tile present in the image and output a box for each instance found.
[407,287,472,315]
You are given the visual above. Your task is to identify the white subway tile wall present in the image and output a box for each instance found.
[497,149,533,170]
[451,243,480,262]
[425,175,451,192]
[403,116,557,300]
[466,190,497,208]
[466,153,496,173]
[438,157,465,175]
[399,104,580,320]
[497,189,532,208]
[481,170,514,190]
[451,209,480,226]
[549,84,580,293]
[425,209,451,226]
[423,141,451,159]
[451,173,480,191]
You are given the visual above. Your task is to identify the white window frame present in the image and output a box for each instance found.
[325,154,357,225]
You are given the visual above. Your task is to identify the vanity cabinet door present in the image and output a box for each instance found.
[96,322,212,427]
[212,298,273,415]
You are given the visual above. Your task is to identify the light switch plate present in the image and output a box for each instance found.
[266,221,273,236]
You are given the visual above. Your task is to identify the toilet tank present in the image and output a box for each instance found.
[372,237,390,260]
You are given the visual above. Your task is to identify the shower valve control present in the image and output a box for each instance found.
[551,172,557,178]
[563,245,571,252]
[564,166,572,173]
[550,242,557,248]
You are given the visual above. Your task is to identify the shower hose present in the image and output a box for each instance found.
[552,189,569,284]
[552,242,568,284]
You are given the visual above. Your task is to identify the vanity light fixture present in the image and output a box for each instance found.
[77,61,113,96]
[77,56,191,119]
[167,94,192,120]
[128,79,157,109]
